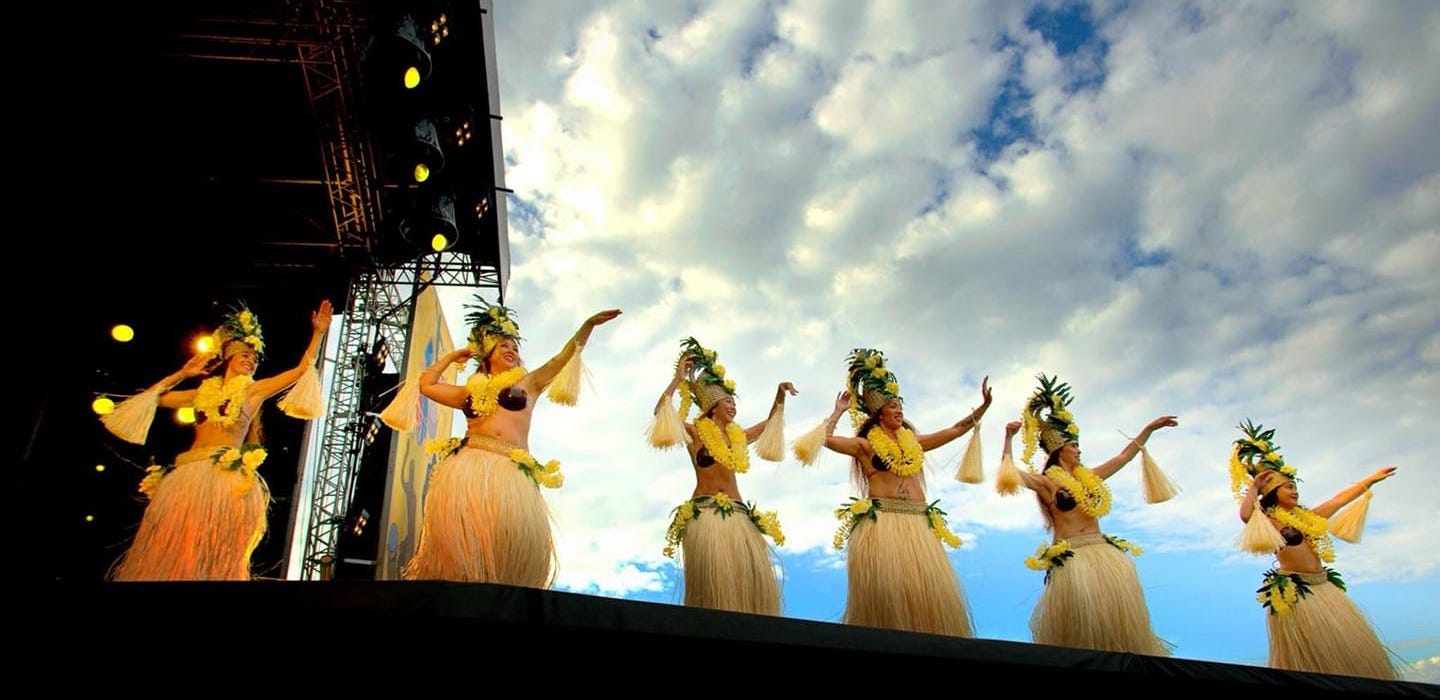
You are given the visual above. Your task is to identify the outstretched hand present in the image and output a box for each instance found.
[586,309,623,327]
[1005,420,1022,437]
[312,300,334,333]
[777,381,799,397]
[675,356,695,380]
[834,390,852,413]
[1368,465,1397,486]
[978,376,992,408]
[449,347,476,365]
[181,351,219,378]
[1147,415,1179,432]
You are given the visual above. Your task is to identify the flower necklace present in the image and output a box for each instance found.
[1268,505,1336,563]
[194,376,254,428]
[1045,464,1112,518]
[464,367,527,419]
[866,426,925,477]
[696,417,750,473]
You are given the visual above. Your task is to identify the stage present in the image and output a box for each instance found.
[40,580,1437,696]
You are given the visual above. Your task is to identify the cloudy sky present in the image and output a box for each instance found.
[428,0,1437,679]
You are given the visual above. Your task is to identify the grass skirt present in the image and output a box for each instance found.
[845,498,973,637]
[1030,533,1170,655]
[679,496,781,615]
[403,439,555,587]
[112,448,270,581]
[1267,570,1401,680]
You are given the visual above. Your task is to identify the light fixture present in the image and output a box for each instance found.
[400,192,457,255]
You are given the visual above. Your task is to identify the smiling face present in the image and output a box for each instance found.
[224,343,258,378]
[878,399,905,431]
[486,338,522,373]
[710,395,737,424]
[1057,441,1081,468]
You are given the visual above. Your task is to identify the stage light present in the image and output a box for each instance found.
[410,119,444,182]
[92,397,115,415]
[95,464,106,472]
[391,15,432,90]
[196,336,215,354]
[85,515,95,522]
[352,508,371,536]
[372,337,391,369]
[401,192,457,254]
[176,407,196,425]
[111,324,134,342]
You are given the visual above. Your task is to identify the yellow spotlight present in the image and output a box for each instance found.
[85,515,95,522]
[111,324,135,342]
[404,65,421,89]
[95,464,106,472]
[430,233,450,252]
[196,335,215,354]
[176,406,197,425]
[92,397,116,415]
[414,163,430,182]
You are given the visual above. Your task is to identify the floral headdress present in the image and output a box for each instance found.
[1020,374,1079,468]
[1230,419,1300,498]
[844,348,901,429]
[212,303,265,360]
[464,296,522,368]
[676,337,736,418]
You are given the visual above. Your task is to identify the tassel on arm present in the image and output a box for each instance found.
[101,388,162,445]
[1328,489,1372,543]
[954,420,984,484]
[546,342,587,406]
[646,394,687,449]
[379,378,422,432]
[754,402,786,462]
[995,452,1023,496]
[791,417,828,467]
[1138,443,1181,504]
[1239,508,1286,554]
[278,364,326,419]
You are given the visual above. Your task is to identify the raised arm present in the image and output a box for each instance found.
[916,376,992,451]
[1092,415,1178,480]
[1004,420,1053,494]
[418,347,476,410]
[251,300,333,401]
[1312,466,1397,518]
[746,382,797,442]
[1239,473,1265,524]
[525,308,622,391]
[156,352,222,409]
[656,356,699,443]
[823,391,867,459]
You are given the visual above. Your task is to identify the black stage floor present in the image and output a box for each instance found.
[37,580,1438,696]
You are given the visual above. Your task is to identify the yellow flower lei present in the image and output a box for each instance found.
[1044,464,1112,518]
[193,376,254,428]
[662,495,783,558]
[866,426,924,477]
[1268,505,1335,563]
[1025,540,1075,573]
[696,418,750,473]
[510,448,563,489]
[832,498,959,550]
[663,500,701,558]
[137,463,173,499]
[464,367,527,419]
[1257,567,1344,615]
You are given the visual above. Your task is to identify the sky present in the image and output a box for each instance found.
[423,0,1437,680]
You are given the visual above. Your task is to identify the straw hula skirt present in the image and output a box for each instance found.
[1030,532,1170,655]
[1262,569,1401,680]
[672,495,782,615]
[112,447,271,581]
[844,497,973,637]
[403,437,556,587]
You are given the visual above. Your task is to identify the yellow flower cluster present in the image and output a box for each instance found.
[424,437,465,461]
[662,501,701,558]
[1257,569,1311,616]
[832,498,877,550]
[1268,505,1335,563]
[209,444,268,487]
[137,463,172,499]
[749,508,785,547]
[925,504,963,549]
[1024,540,1075,571]
[1105,535,1143,556]
[1044,464,1112,518]
[867,426,925,477]
[193,376,254,428]
[696,418,750,473]
[465,367,527,420]
[1020,411,1040,468]
[510,448,564,489]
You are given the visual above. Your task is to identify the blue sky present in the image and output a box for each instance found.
[426,0,1437,681]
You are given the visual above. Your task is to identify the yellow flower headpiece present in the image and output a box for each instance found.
[676,337,736,417]
[1020,374,1080,467]
[212,302,265,360]
[1230,419,1300,499]
[464,296,523,367]
[845,348,902,427]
